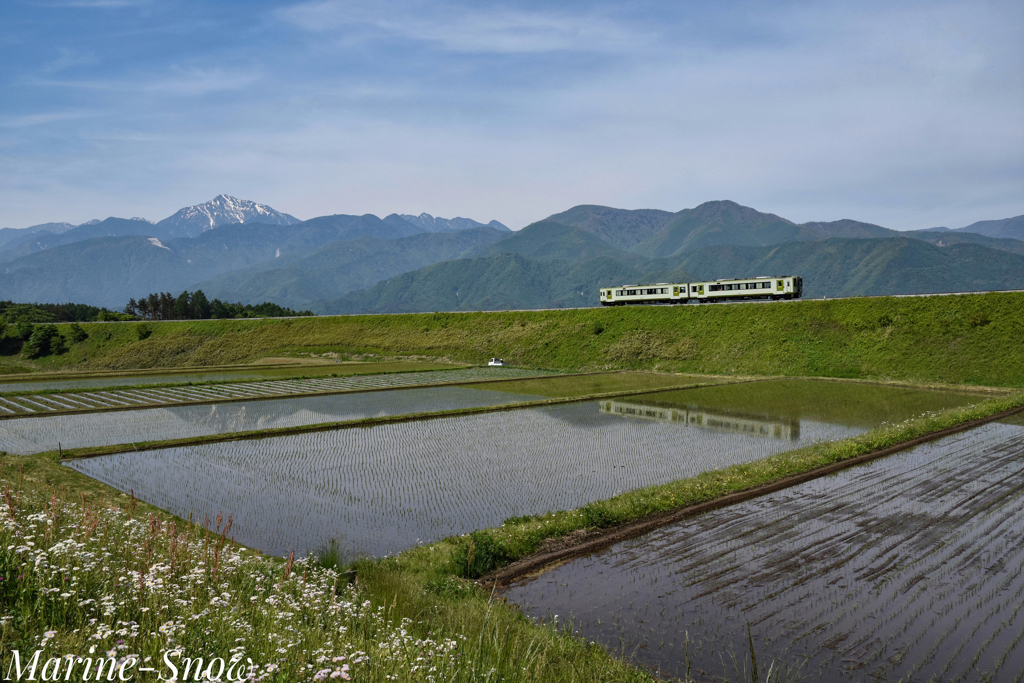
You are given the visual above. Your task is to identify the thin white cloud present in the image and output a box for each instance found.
[0,110,98,128]
[26,67,261,96]
[276,0,651,54]
[27,0,150,8]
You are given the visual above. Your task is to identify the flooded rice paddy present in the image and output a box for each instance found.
[0,367,556,415]
[65,380,979,559]
[0,386,544,454]
[505,416,1024,682]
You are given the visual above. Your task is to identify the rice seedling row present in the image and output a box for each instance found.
[504,417,1024,682]
[66,398,865,560]
[0,367,558,416]
[0,360,466,392]
[0,386,546,455]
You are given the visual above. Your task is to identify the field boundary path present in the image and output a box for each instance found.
[481,402,1024,588]
[0,367,564,419]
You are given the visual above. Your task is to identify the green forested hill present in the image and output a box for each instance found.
[195,226,509,309]
[0,235,200,304]
[319,253,649,314]
[468,221,647,264]
[543,206,677,249]
[903,229,1024,255]
[320,234,1024,312]
[953,215,1024,240]
[666,238,1024,298]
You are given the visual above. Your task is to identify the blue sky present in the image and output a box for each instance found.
[1,0,1021,230]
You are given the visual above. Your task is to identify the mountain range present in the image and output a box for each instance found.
[1,195,1021,313]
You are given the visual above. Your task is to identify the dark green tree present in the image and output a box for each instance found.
[68,323,88,343]
[192,290,212,319]
[23,324,63,358]
[15,321,35,340]
[174,291,192,319]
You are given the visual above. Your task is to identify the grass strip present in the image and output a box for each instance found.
[381,390,1024,583]
[51,380,738,460]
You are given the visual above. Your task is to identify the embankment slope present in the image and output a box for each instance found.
[26,291,1024,387]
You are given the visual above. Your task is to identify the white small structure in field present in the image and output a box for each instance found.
[488,358,506,366]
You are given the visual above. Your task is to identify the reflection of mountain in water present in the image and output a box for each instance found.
[599,400,800,440]
[193,403,307,433]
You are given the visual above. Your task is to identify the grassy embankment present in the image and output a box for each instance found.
[9,291,1022,388]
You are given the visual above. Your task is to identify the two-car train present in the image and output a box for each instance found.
[599,275,802,305]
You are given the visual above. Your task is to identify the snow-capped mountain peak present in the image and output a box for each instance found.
[156,194,300,238]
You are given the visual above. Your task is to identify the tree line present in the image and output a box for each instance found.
[123,290,315,320]
[0,300,130,324]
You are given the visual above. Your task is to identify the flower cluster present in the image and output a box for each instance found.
[0,483,475,682]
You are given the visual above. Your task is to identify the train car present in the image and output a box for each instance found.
[599,275,802,305]
[599,399,800,440]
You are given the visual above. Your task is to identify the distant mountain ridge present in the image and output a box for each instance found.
[195,226,510,309]
[156,194,301,238]
[2,196,1022,312]
[955,216,1024,241]
[398,213,510,233]
[544,205,677,250]
[0,222,77,250]
[0,195,515,308]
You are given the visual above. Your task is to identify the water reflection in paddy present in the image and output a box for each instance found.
[2,386,543,454]
[66,380,979,559]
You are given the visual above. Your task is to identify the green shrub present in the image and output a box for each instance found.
[579,501,616,528]
[15,321,34,340]
[68,322,89,343]
[23,324,65,358]
[452,530,510,579]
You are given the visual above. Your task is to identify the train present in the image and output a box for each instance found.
[599,275,802,305]
[599,399,800,440]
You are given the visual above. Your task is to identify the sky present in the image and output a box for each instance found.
[1,0,1022,231]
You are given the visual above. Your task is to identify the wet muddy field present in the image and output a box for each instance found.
[505,416,1024,682]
